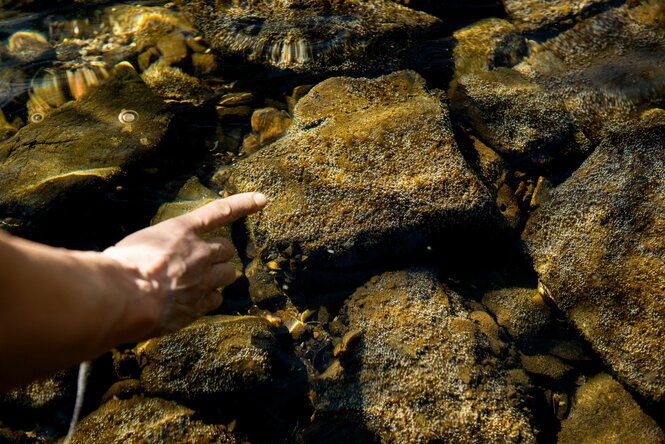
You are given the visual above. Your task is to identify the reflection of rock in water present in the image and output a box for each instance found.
[0,62,172,229]
[175,0,442,75]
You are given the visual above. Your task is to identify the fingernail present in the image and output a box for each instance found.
[234,269,244,280]
[253,193,267,206]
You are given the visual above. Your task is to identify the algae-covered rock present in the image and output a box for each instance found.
[451,18,527,81]
[217,70,501,287]
[558,373,665,444]
[312,269,536,442]
[503,0,612,31]
[0,62,172,226]
[138,315,280,400]
[452,1,665,170]
[482,287,552,344]
[451,67,592,170]
[175,0,441,76]
[66,396,242,443]
[522,109,665,402]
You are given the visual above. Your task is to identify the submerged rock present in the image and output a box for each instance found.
[482,287,552,344]
[503,0,613,31]
[216,70,502,289]
[452,1,665,170]
[522,109,665,402]
[0,62,172,229]
[558,373,665,444]
[138,315,281,400]
[311,269,536,442]
[66,396,242,443]
[175,0,442,76]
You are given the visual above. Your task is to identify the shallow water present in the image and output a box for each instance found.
[1,0,664,442]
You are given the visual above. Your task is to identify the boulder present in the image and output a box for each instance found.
[66,396,242,443]
[522,109,665,402]
[138,315,279,400]
[311,269,536,442]
[558,373,665,444]
[451,1,665,170]
[503,0,613,31]
[174,0,442,76]
[215,70,502,290]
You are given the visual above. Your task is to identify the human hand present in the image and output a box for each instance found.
[102,192,267,336]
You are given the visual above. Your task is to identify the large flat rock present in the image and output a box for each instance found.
[522,109,665,402]
[217,70,501,283]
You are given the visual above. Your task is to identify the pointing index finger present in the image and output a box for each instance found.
[178,192,267,234]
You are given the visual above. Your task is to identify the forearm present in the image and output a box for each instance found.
[0,231,160,391]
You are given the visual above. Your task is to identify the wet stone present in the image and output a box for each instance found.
[519,353,575,381]
[66,396,242,443]
[482,287,552,344]
[452,1,665,170]
[138,315,281,400]
[250,107,292,146]
[216,70,502,288]
[175,0,442,76]
[503,0,612,31]
[558,373,665,444]
[451,18,527,81]
[0,62,172,228]
[311,269,536,442]
[522,109,665,402]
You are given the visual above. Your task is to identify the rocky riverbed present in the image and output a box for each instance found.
[1,0,664,442]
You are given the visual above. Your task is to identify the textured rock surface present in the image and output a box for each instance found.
[138,315,280,399]
[558,373,665,444]
[0,62,171,226]
[452,1,665,169]
[175,0,441,75]
[451,18,527,80]
[522,109,665,402]
[312,269,536,442]
[217,70,501,282]
[503,0,611,31]
[482,287,552,343]
[67,396,241,443]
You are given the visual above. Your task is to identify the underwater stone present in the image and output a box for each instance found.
[0,62,172,228]
[175,0,442,76]
[65,396,242,443]
[482,287,552,344]
[503,0,612,31]
[558,373,665,444]
[311,269,536,442]
[138,315,281,400]
[452,1,665,170]
[451,18,527,81]
[522,109,665,403]
[216,70,502,287]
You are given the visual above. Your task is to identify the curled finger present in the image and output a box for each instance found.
[210,262,241,289]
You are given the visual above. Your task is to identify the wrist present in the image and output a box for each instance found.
[78,250,164,347]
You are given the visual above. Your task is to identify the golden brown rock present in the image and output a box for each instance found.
[558,374,665,444]
[522,109,665,402]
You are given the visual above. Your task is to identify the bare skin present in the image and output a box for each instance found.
[0,192,267,391]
